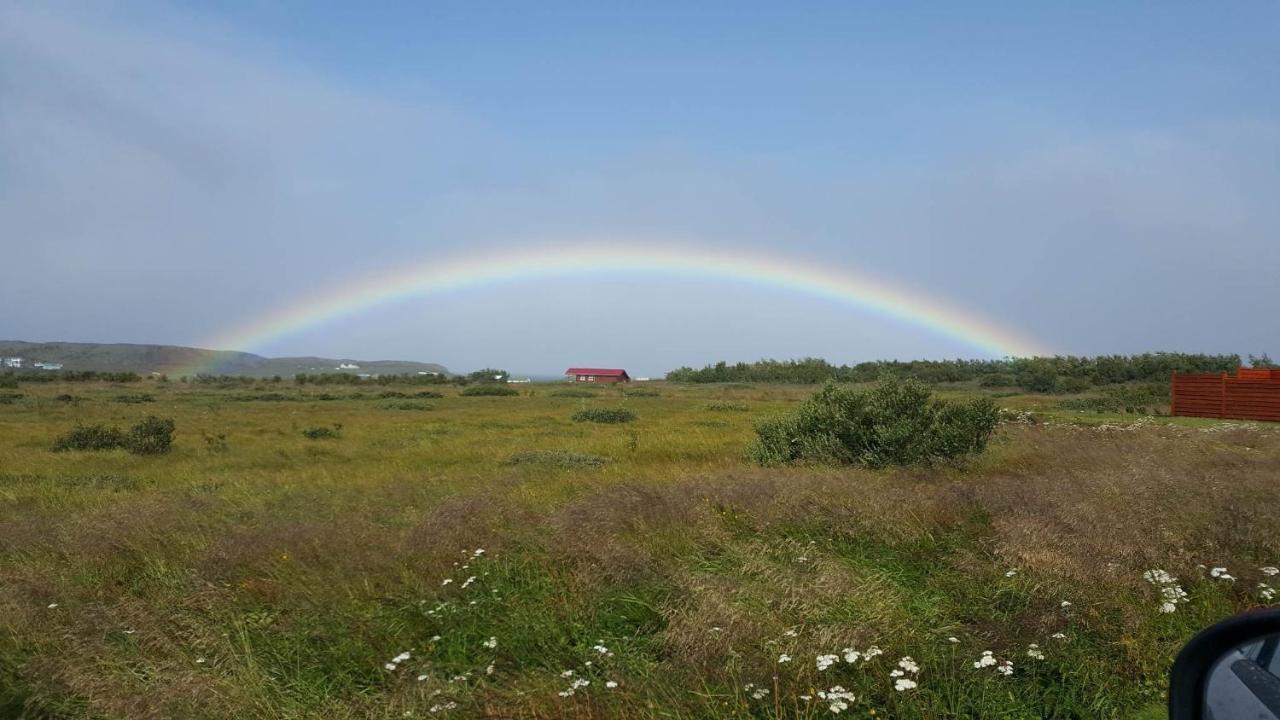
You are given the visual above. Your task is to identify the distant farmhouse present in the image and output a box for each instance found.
[565,367,630,384]
[337,362,360,370]
[33,362,63,370]
[3,357,23,368]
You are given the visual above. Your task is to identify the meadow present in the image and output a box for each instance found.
[1,379,1278,719]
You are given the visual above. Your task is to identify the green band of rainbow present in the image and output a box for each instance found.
[178,244,1046,376]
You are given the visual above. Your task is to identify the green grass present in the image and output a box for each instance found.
[1,379,1277,718]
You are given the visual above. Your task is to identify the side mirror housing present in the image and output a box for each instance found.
[1170,609,1280,720]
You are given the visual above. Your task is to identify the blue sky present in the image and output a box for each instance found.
[2,1,1277,375]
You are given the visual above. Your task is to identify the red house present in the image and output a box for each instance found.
[565,367,630,384]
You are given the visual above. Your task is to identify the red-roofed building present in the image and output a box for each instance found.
[565,367,630,383]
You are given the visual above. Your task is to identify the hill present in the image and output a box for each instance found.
[0,340,449,378]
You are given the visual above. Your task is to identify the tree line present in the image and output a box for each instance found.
[665,353,1256,391]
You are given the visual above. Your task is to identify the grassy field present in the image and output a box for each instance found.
[2,380,1278,719]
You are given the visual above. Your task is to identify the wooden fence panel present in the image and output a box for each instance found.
[1171,370,1280,422]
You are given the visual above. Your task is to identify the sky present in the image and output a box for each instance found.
[1,1,1277,376]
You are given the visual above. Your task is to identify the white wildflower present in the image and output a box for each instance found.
[996,660,1014,676]
[898,656,919,673]
[1027,644,1045,660]
[417,674,428,681]
[862,645,883,661]
[817,685,856,714]
[196,657,206,665]
[486,663,495,675]
[46,603,58,609]
[482,637,497,649]
[778,653,791,664]
[974,651,997,669]
[1262,566,1279,576]
[947,637,959,644]
[1050,632,1067,640]
[1259,584,1276,601]
[606,680,619,689]
[1060,600,1072,608]
[783,629,798,637]
[842,647,861,663]
[1160,602,1178,613]
[1005,569,1018,577]
[560,670,574,678]
[816,654,839,671]
[440,578,453,586]
[393,651,411,663]
[894,677,918,691]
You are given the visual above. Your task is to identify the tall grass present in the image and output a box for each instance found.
[0,380,1276,718]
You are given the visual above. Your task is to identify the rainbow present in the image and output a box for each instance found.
[178,243,1047,376]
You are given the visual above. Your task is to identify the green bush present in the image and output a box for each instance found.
[551,388,597,398]
[378,391,410,399]
[622,387,660,397]
[52,424,126,452]
[748,378,999,468]
[125,416,175,455]
[0,392,23,404]
[51,416,174,455]
[0,374,17,389]
[461,385,519,397]
[978,373,1015,388]
[703,402,750,411]
[302,425,342,440]
[114,393,155,404]
[380,401,433,411]
[572,408,637,424]
[502,450,610,469]
[413,391,444,399]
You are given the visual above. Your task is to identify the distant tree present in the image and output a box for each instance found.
[467,368,509,383]
[1249,353,1276,369]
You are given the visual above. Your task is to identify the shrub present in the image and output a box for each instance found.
[114,393,155,404]
[413,391,444,399]
[232,392,292,402]
[125,416,175,455]
[572,408,637,424]
[551,388,597,398]
[978,373,1015,388]
[0,392,23,404]
[302,425,342,440]
[461,385,519,397]
[54,394,82,403]
[380,401,433,411]
[53,424,126,452]
[378,391,410,399]
[748,378,999,468]
[502,450,610,469]
[622,387,660,397]
[703,402,749,412]
[0,374,17,389]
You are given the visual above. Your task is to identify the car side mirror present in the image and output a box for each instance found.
[1170,609,1280,720]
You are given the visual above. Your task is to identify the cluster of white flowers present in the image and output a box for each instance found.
[975,650,1014,675]
[743,682,770,700]
[816,654,839,671]
[557,677,590,697]
[1060,600,1072,609]
[427,701,457,714]
[889,656,919,691]
[1260,583,1276,601]
[592,643,614,657]
[384,650,411,672]
[1209,567,1236,582]
[1262,566,1279,577]
[482,636,497,649]
[777,653,792,664]
[1050,632,1068,640]
[1026,644,1045,660]
[1005,569,1018,577]
[947,636,960,644]
[840,645,882,664]
[1144,569,1189,613]
[817,686,857,714]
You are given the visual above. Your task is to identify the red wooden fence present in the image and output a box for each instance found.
[1171,369,1280,422]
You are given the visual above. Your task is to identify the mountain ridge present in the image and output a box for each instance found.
[0,340,449,378]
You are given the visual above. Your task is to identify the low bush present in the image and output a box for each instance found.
[748,378,999,467]
[501,450,611,469]
[125,416,175,455]
[413,391,444,399]
[113,393,155,404]
[51,416,175,455]
[0,375,17,389]
[551,388,596,398]
[1058,383,1168,415]
[461,386,519,397]
[52,424,126,452]
[380,401,433,411]
[302,425,342,440]
[54,394,82,403]
[978,373,1015,388]
[572,408,637,424]
[0,391,23,404]
[622,387,660,397]
[231,392,292,402]
[378,391,409,399]
[703,401,749,411]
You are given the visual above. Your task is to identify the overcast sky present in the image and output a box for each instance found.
[2,1,1277,376]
